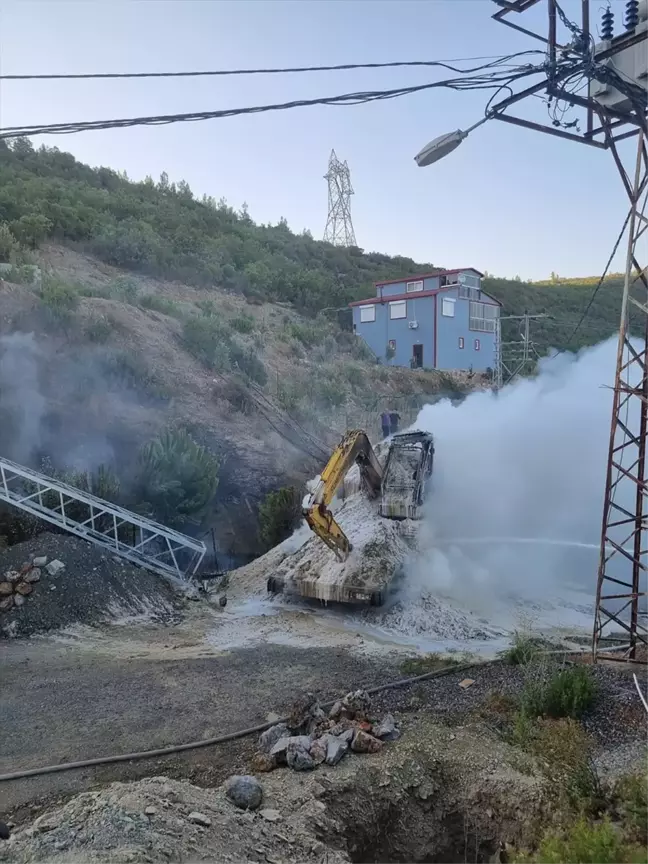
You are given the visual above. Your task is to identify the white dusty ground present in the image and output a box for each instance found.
[203,480,597,660]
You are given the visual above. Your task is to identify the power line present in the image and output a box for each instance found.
[0,52,545,81]
[0,65,544,140]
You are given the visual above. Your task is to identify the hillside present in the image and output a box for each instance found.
[0,138,631,555]
[0,243,476,557]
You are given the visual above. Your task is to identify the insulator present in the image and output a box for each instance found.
[624,0,639,29]
[601,6,614,39]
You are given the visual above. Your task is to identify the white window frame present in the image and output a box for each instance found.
[458,337,464,349]
[441,297,456,317]
[359,304,376,323]
[406,280,424,293]
[389,300,407,320]
[474,338,481,351]
[469,301,499,332]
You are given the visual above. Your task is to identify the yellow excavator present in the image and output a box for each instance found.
[301,428,435,562]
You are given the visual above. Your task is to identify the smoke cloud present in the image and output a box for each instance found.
[407,337,642,631]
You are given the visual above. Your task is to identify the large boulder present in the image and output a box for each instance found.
[224,775,263,811]
[259,723,289,754]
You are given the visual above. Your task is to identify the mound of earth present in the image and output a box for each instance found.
[0,716,549,863]
[0,533,181,639]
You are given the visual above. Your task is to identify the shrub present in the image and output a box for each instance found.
[139,293,182,318]
[500,631,542,666]
[531,718,602,809]
[183,315,232,367]
[109,276,139,304]
[230,314,255,334]
[521,817,645,864]
[85,316,113,343]
[135,428,219,527]
[259,486,302,550]
[289,322,320,347]
[613,774,648,845]
[101,348,152,389]
[39,275,79,327]
[520,665,597,720]
[229,340,267,385]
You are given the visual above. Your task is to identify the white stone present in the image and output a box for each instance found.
[33,556,48,567]
[46,560,65,577]
[260,809,282,822]
[188,812,211,827]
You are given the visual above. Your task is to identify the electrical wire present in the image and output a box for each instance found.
[0,65,545,140]
[0,52,545,81]
[546,206,632,357]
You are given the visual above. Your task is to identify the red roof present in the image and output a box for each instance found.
[349,284,501,308]
[373,267,484,288]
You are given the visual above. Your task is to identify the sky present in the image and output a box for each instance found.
[0,0,636,281]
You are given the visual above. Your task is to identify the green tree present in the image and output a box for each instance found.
[10,213,53,248]
[259,486,302,550]
[135,428,219,527]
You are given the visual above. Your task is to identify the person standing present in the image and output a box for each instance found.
[380,410,391,439]
[389,409,401,436]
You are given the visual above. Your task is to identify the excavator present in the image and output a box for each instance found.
[265,428,434,605]
[302,428,435,562]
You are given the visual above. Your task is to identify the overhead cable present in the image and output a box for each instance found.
[0,65,545,140]
[0,52,545,81]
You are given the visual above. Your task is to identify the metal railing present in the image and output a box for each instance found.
[0,456,205,583]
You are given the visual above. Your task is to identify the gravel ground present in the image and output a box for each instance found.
[0,533,181,638]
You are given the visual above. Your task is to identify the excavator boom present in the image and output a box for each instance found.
[302,430,382,561]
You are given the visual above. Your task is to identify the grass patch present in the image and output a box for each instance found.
[520,664,597,720]
[139,293,183,318]
[230,314,255,334]
[516,817,646,864]
[500,631,542,666]
[613,774,648,845]
[39,275,79,326]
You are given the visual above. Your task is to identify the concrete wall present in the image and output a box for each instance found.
[352,294,436,368]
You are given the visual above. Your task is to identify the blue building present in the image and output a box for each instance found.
[349,268,500,372]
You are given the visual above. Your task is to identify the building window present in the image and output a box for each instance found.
[474,338,481,351]
[406,280,423,293]
[458,337,464,349]
[441,297,455,317]
[359,305,376,323]
[459,273,481,300]
[389,300,407,320]
[388,339,396,351]
[440,273,460,287]
[469,301,498,332]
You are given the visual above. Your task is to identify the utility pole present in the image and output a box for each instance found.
[416,0,648,662]
[323,150,357,247]
[495,313,549,387]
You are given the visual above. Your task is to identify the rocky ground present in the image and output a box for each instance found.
[0,704,550,864]
[0,533,180,639]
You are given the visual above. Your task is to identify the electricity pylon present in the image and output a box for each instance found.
[323,150,357,247]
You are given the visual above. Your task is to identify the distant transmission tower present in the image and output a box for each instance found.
[323,149,357,246]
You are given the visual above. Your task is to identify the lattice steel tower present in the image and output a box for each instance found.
[323,149,357,246]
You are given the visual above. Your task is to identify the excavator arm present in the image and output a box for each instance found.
[302,430,382,561]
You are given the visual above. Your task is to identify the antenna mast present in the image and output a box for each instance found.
[323,149,357,247]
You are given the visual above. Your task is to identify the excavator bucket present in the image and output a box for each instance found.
[303,506,351,561]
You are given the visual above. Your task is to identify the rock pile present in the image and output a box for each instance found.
[253,689,400,773]
[0,556,62,613]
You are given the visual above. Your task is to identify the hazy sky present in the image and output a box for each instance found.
[0,0,634,280]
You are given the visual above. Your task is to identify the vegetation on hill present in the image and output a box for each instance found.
[0,137,631,356]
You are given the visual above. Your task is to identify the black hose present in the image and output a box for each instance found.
[0,662,477,783]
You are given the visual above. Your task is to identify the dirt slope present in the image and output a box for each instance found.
[0,244,486,554]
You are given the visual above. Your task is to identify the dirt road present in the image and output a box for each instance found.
[1,619,402,814]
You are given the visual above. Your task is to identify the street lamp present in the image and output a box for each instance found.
[414,116,490,167]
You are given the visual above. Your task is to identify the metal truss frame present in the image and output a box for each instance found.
[0,456,206,583]
[593,131,648,662]
[490,0,647,148]
[490,0,648,661]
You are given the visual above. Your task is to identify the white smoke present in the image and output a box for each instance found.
[404,337,641,632]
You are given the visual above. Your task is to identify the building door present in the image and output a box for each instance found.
[412,344,423,368]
